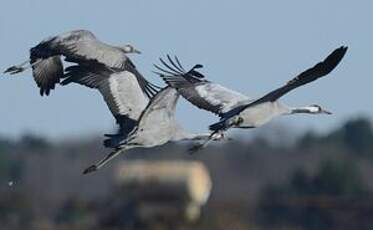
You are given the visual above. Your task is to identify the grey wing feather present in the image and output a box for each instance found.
[62,62,110,88]
[158,73,221,114]
[63,63,149,139]
[213,46,349,131]
[98,71,149,119]
[31,56,63,96]
[134,87,180,138]
[224,46,348,118]
[125,59,160,98]
[24,30,94,96]
[31,29,160,98]
[63,63,148,120]
[45,29,128,69]
[64,64,149,147]
[132,86,208,144]
[155,57,249,116]
[189,82,250,114]
[254,46,348,103]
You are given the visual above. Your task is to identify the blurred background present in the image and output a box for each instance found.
[1,0,372,229]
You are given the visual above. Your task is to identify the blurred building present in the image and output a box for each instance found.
[114,160,212,227]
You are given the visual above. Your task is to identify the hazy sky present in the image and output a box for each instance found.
[0,0,372,139]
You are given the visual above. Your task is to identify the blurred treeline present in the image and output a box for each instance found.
[0,116,373,230]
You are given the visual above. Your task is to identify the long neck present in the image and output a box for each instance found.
[289,106,314,114]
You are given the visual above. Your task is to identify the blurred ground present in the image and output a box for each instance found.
[0,116,372,230]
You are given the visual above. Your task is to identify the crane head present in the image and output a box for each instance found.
[120,44,141,54]
[308,104,332,115]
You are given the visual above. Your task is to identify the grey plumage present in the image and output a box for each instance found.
[83,87,222,174]
[63,63,150,146]
[31,56,64,96]
[210,46,348,132]
[4,30,347,166]
[156,55,250,116]
[4,29,163,148]
[4,29,159,97]
[157,47,347,152]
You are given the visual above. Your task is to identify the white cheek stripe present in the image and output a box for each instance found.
[305,106,319,113]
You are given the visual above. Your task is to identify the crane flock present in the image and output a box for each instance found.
[3,30,347,174]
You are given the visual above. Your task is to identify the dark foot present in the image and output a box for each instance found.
[82,165,97,175]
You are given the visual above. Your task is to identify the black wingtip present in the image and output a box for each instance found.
[166,54,184,73]
[192,64,203,69]
[336,45,348,55]
[154,56,206,83]
[187,64,205,79]
[342,46,348,56]
[333,45,348,58]
[340,45,348,50]
[323,45,348,74]
[341,46,348,57]
[83,165,97,175]
[174,55,186,71]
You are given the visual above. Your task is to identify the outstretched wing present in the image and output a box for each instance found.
[212,46,348,131]
[29,29,160,97]
[63,62,149,137]
[30,56,64,96]
[26,30,96,95]
[155,56,249,116]
[251,46,348,104]
[39,29,128,69]
[83,87,181,174]
[130,87,180,144]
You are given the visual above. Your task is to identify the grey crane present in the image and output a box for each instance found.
[83,85,223,174]
[63,62,156,148]
[3,29,161,146]
[156,46,348,151]
[3,29,159,98]
[154,55,251,117]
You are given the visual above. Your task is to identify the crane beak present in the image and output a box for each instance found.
[133,48,141,54]
[322,109,332,115]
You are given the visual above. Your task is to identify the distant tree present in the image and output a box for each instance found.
[298,131,320,148]
[0,151,9,180]
[54,198,90,225]
[19,134,50,151]
[312,159,367,196]
[337,117,373,155]
[257,159,369,230]
[298,117,373,156]
[0,137,12,152]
